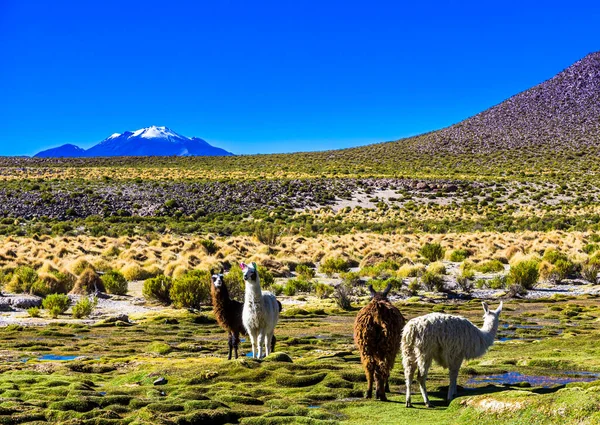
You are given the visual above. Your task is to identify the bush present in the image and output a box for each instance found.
[333,284,352,310]
[72,297,97,318]
[456,274,473,293]
[296,264,315,280]
[6,266,38,294]
[224,267,244,301]
[340,271,362,286]
[583,243,600,255]
[449,249,470,262]
[143,275,173,304]
[27,307,40,317]
[319,257,350,276]
[488,275,507,289]
[42,294,70,318]
[170,270,211,309]
[397,264,425,278]
[474,260,505,274]
[507,260,539,290]
[101,270,128,295]
[71,268,105,295]
[407,279,421,295]
[257,265,275,288]
[542,249,569,265]
[370,277,403,292]
[553,259,574,282]
[254,223,281,249]
[283,279,312,296]
[199,239,219,255]
[427,262,446,275]
[420,243,444,262]
[313,282,333,298]
[421,272,445,292]
[581,263,600,283]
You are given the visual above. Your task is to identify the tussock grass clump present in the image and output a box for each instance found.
[427,261,446,275]
[121,263,148,281]
[69,258,93,276]
[474,259,505,273]
[5,266,38,294]
[42,294,70,318]
[27,307,41,317]
[70,268,105,295]
[146,341,172,355]
[420,271,445,292]
[274,372,327,387]
[100,270,128,295]
[449,249,471,262]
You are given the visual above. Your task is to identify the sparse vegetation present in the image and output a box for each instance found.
[42,293,70,318]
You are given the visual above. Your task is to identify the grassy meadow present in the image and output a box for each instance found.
[1,151,600,424]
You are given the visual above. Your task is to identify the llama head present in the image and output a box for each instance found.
[368,283,392,300]
[481,301,503,320]
[211,273,225,288]
[240,262,259,283]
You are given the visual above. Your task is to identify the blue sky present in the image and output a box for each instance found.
[1,0,599,156]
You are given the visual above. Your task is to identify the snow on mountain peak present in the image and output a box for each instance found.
[108,133,121,139]
[130,126,183,140]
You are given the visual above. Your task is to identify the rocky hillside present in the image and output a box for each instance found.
[400,51,600,154]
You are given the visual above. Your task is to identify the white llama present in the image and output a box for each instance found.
[241,262,280,358]
[401,302,502,407]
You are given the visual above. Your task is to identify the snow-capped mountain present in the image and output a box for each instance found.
[34,126,233,157]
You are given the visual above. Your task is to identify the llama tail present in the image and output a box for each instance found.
[400,321,418,361]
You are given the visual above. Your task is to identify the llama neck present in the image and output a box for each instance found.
[244,280,263,303]
[467,315,500,359]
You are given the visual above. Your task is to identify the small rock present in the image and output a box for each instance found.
[164,318,178,325]
[103,314,130,324]
[153,377,168,386]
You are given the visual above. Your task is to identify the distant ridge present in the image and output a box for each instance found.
[34,126,233,157]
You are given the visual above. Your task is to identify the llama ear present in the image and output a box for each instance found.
[252,262,257,270]
[482,302,489,314]
[368,285,376,297]
[495,301,503,314]
[240,262,246,270]
[382,283,392,297]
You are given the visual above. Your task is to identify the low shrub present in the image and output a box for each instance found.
[319,257,350,276]
[224,267,244,301]
[397,264,425,278]
[553,259,574,282]
[6,266,38,294]
[295,264,315,280]
[370,277,403,292]
[542,248,569,265]
[257,265,275,288]
[420,272,445,292]
[449,249,470,262]
[313,282,333,298]
[488,275,507,289]
[581,263,600,284]
[170,270,211,309]
[427,261,446,275]
[27,307,41,317]
[420,243,444,262]
[143,275,173,304]
[583,243,600,255]
[199,239,219,255]
[333,284,352,310]
[474,260,505,274]
[70,258,93,276]
[340,271,362,286]
[406,279,421,295]
[101,270,128,295]
[42,294,70,318]
[72,297,97,318]
[283,279,312,296]
[507,260,539,290]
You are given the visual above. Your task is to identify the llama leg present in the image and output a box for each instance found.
[271,334,276,352]
[248,332,257,359]
[365,364,374,399]
[257,332,264,358]
[404,362,415,408]
[417,369,431,408]
[233,332,240,359]
[375,369,388,401]
[385,379,390,393]
[448,366,460,402]
[265,332,274,356]
[227,333,233,360]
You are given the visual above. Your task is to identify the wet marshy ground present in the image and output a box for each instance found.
[1,296,600,424]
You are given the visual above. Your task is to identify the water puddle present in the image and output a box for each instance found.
[308,405,321,408]
[467,371,600,387]
[38,355,80,361]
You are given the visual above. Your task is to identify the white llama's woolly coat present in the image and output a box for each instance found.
[401,302,502,406]
[241,263,280,358]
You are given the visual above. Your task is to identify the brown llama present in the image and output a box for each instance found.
[354,283,406,401]
[210,274,280,359]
